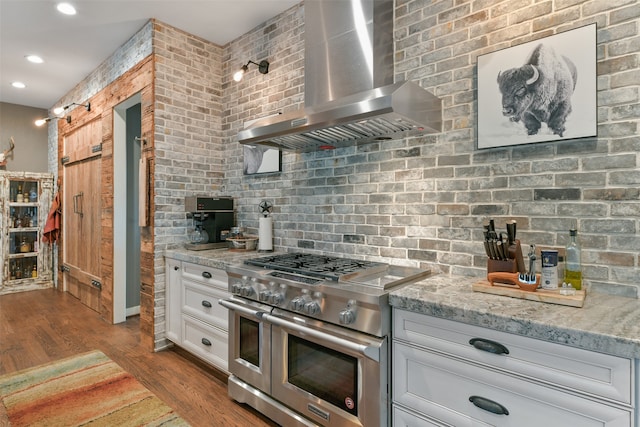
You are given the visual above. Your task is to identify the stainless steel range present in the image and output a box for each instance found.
[220,252,430,427]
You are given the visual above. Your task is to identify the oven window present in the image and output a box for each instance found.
[239,317,260,367]
[288,335,358,416]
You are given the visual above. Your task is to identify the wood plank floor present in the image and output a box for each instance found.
[0,288,279,427]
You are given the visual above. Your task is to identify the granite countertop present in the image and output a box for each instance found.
[390,274,640,359]
[164,249,640,359]
[165,247,280,269]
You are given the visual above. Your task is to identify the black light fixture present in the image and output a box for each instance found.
[35,115,72,126]
[233,59,269,82]
[35,101,91,126]
[53,101,91,116]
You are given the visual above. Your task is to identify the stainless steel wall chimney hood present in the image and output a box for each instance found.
[238,0,442,152]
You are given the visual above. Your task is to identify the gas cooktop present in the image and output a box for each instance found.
[244,253,388,282]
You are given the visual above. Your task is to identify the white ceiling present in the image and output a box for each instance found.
[0,0,300,109]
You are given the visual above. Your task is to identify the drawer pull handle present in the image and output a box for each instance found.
[201,300,212,308]
[201,338,212,346]
[469,338,509,355]
[202,271,212,279]
[174,266,179,271]
[469,395,509,415]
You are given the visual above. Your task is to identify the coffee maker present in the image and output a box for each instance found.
[184,196,234,250]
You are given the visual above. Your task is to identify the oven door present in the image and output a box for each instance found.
[219,296,272,393]
[267,309,387,427]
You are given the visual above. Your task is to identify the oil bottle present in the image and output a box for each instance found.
[564,228,582,290]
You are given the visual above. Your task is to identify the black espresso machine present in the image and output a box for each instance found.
[184,196,234,250]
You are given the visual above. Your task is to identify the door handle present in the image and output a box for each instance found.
[261,312,382,362]
[73,192,84,217]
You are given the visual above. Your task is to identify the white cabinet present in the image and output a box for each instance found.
[165,257,182,343]
[165,257,230,373]
[0,172,54,294]
[392,309,635,427]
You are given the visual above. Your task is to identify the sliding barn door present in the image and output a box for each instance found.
[62,119,102,312]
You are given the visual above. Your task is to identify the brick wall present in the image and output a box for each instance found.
[221,1,640,297]
[152,22,224,347]
[50,1,640,350]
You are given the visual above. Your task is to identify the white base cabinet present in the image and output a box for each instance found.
[392,309,635,427]
[165,257,229,373]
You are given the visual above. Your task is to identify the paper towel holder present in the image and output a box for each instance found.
[258,200,274,252]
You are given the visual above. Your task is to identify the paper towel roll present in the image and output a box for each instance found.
[258,216,273,252]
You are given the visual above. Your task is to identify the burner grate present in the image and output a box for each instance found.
[245,253,387,281]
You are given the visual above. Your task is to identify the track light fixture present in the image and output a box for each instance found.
[233,59,269,82]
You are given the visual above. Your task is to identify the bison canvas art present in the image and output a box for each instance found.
[477,24,596,149]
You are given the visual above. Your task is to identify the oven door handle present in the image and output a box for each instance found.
[261,312,380,363]
[219,298,268,319]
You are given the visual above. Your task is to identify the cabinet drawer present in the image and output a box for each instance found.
[393,341,632,427]
[394,309,632,405]
[182,280,228,330]
[393,404,451,427]
[181,262,227,290]
[182,315,228,373]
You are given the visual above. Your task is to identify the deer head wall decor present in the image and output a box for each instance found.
[0,137,16,169]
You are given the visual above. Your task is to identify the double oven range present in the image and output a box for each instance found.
[220,253,430,427]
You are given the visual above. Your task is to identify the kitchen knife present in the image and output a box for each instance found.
[498,233,507,260]
[496,240,505,260]
[506,221,516,245]
[484,240,492,258]
[488,239,499,260]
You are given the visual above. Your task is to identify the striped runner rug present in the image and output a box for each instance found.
[0,350,190,426]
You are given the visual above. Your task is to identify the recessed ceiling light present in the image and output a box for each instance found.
[26,55,44,64]
[57,2,77,15]
[11,82,26,89]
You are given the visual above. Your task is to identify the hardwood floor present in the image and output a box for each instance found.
[0,288,279,427]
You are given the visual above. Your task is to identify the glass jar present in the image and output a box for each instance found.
[20,237,31,253]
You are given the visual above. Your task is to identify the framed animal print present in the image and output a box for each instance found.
[477,23,596,149]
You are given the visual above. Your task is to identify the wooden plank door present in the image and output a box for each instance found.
[62,120,102,312]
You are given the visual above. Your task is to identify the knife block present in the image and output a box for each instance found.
[487,258,517,274]
[487,239,525,274]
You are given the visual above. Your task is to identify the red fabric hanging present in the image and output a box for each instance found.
[43,191,62,244]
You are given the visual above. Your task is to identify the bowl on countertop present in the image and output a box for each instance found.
[227,236,258,251]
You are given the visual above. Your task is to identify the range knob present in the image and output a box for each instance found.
[270,292,283,305]
[304,301,321,315]
[339,309,356,325]
[290,296,306,311]
[258,289,271,302]
[290,289,310,311]
[339,299,358,325]
[241,285,255,297]
[231,282,242,294]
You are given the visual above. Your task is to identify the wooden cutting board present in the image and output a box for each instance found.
[472,280,586,308]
